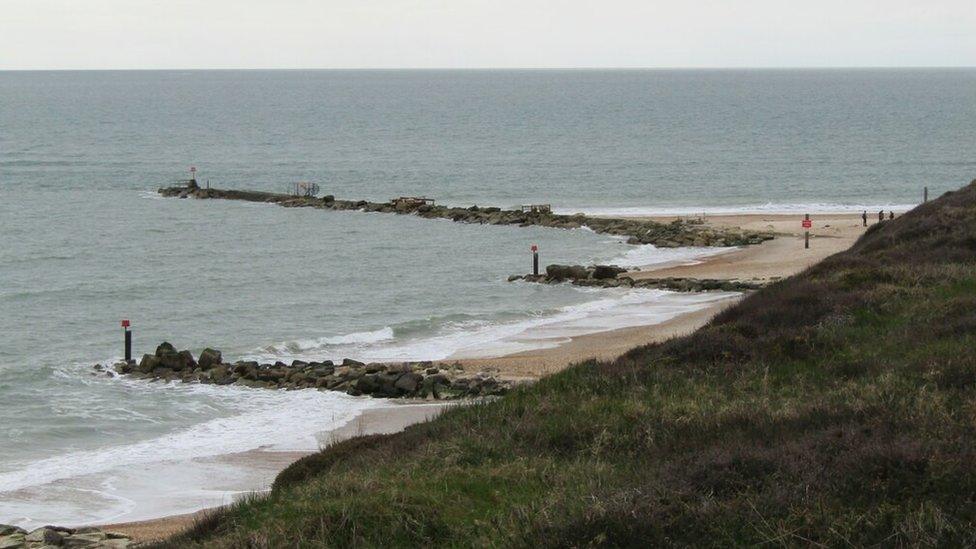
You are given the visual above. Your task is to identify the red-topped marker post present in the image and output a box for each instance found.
[121,319,132,363]
[531,245,539,276]
[802,214,812,249]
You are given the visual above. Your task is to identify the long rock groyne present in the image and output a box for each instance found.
[509,263,767,291]
[159,182,774,248]
[101,342,522,400]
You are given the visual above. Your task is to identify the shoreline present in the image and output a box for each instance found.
[98,300,737,543]
[97,212,871,542]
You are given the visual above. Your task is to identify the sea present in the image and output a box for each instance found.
[1,68,974,528]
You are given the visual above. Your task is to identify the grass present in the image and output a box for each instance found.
[160,180,976,547]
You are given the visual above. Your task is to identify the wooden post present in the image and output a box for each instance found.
[531,245,539,276]
[924,186,928,203]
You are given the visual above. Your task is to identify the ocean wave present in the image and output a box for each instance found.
[605,239,735,268]
[0,386,381,494]
[260,327,395,356]
[555,202,918,217]
[247,289,737,364]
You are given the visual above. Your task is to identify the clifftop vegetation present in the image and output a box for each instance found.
[164,180,976,547]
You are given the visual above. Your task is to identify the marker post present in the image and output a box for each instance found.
[122,319,132,363]
[802,214,812,249]
[531,245,539,276]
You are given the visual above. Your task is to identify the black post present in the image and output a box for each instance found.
[124,329,132,363]
[533,251,539,276]
[924,186,928,203]
[804,213,810,249]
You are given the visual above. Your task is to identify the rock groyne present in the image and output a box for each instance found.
[158,183,774,248]
[103,342,521,400]
[509,263,768,292]
[0,525,133,548]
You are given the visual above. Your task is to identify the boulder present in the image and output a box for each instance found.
[342,358,365,368]
[198,348,222,369]
[592,265,627,280]
[137,354,159,374]
[155,342,176,357]
[26,527,63,545]
[394,372,423,394]
[376,373,401,397]
[355,374,380,394]
[63,532,108,546]
[0,537,24,549]
[175,350,196,371]
[546,264,589,281]
[0,526,25,537]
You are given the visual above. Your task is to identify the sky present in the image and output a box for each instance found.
[2,0,974,70]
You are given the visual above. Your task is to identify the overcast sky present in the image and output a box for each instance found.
[2,0,974,70]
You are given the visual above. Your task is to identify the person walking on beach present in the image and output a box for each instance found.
[862,210,867,226]
[878,210,884,223]
[889,211,895,220]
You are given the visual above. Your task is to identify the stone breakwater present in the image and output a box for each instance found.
[158,183,775,248]
[509,263,768,292]
[0,525,133,548]
[102,343,521,399]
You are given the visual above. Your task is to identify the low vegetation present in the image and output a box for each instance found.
[163,180,976,547]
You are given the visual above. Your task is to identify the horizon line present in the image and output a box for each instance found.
[3,65,976,72]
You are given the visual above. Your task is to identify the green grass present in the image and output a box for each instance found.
[162,180,976,547]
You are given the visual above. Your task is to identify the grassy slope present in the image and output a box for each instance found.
[167,181,976,547]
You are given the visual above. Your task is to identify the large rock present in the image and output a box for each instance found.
[137,354,159,374]
[0,526,25,537]
[546,264,589,281]
[26,527,64,545]
[394,372,423,394]
[355,374,380,394]
[591,264,627,280]
[198,348,222,369]
[0,537,24,549]
[151,342,193,371]
[155,342,176,357]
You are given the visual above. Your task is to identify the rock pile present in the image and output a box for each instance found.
[158,185,775,249]
[0,525,133,548]
[508,264,767,292]
[106,343,520,400]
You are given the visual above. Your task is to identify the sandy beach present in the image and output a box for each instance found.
[100,212,873,542]
[633,212,872,281]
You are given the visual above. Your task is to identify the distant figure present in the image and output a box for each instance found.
[861,210,867,226]
[878,210,884,223]
[889,211,895,220]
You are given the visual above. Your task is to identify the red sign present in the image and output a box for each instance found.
[802,219,812,229]
[190,166,196,173]
[531,245,538,252]
[121,319,130,328]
